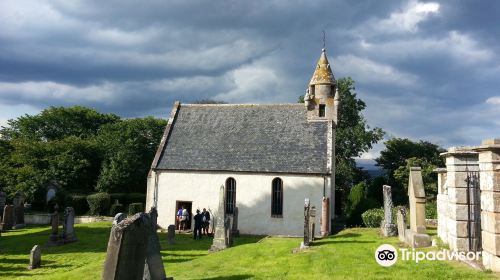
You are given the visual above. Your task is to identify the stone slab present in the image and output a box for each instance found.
[481,230,500,256]
[405,230,432,248]
[483,250,500,272]
[482,211,500,234]
[481,191,500,213]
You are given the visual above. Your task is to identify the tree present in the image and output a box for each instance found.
[1,106,119,141]
[95,117,167,193]
[376,138,445,204]
[298,77,385,215]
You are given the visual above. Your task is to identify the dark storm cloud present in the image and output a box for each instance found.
[0,0,499,154]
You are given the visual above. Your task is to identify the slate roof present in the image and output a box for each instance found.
[155,104,329,174]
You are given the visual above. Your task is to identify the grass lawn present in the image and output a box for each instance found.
[0,222,497,279]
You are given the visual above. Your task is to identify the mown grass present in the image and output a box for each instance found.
[0,222,497,279]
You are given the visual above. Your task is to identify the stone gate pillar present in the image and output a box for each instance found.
[435,168,448,244]
[441,148,479,252]
[474,139,500,271]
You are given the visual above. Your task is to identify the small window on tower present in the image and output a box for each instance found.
[310,85,315,95]
[319,104,326,117]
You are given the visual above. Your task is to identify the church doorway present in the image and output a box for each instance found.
[175,200,192,230]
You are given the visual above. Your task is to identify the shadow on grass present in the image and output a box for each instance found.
[0,259,69,277]
[196,274,254,280]
[0,224,110,256]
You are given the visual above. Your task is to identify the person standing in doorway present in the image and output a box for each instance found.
[193,209,203,239]
[201,208,210,235]
[176,206,183,230]
[181,206,189,230]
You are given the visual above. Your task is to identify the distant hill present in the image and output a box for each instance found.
[355,159,386,178]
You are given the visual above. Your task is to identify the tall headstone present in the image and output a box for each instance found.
[320,197,330,237]
[62,207,77,243]
[1,205,14,231]
[13,193,25,228]
[405,167,431,247]
[231,207,239,237]
[396,208,407,243]
[28,245,42,270]
[143,207,167,280]
[167,224,176,245]
[102,213,151,280]
[226,216,234,247]
[47,207,60,246]
[381,185,397,237]
[0,191,6,218]
[302,198,311,248]
[309,206,316,242]
[210,185,228,252]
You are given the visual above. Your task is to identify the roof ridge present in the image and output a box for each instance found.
[182,103,303,107]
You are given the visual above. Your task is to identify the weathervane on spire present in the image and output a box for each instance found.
[322,30,326,50]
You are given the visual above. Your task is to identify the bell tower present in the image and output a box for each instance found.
[304,48,339,124]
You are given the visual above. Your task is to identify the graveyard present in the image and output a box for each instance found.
[0,222,495,279]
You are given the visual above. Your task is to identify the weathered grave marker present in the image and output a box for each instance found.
[167,224,176,245]
[28,245,42,270]
[210,185,229,252]
[62,207,77,243]
[381,185,397,237]
[102,213,151,280]
[143,207,167,280]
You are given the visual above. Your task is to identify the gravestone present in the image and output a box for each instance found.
[102,213,151,280]
[13,193,25,228]
[405,167,431,247]
[47,206,60,246]
[310,206,316,242]
[210,185,228,252]
[0,191,6,218]
[28,245,42,270]
[320,197,330,237]
[231,207,239,237]
[397,208,407,243]
[62,207,77,243]
[113,213,127,225]
[167,224,176,245]
[1,205,14,231]
[143,207,167,280]
[381,185,397,237]
[226,216,234,247]
[301,198,311,249]
[46,186,57,203]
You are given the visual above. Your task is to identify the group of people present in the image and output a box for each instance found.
[176,206,211,239]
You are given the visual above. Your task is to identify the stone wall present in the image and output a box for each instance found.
[439,148,480,252]
[475,139,500,271]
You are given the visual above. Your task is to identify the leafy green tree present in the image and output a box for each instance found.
[335,78,385,213]
[1,106,119,141]
[376,138,445,204]
[95,117,167,193]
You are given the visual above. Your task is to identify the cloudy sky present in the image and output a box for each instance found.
[0,0,499,159]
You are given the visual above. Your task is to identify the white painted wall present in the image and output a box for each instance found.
[147,171,327,236]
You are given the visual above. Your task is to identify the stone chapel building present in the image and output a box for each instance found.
[146,48,340,236]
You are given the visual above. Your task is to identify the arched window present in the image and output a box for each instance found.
[225,178,236,215]
[271,178,283,217]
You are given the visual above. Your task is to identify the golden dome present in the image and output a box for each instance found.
[309,48,335,85]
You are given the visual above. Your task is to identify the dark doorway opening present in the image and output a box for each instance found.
[175,200,192,230]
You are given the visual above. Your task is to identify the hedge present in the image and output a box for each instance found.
[68,194,89,215]
[361,208,384,228]
[87,193,111,216]
[109,203,125,217]
[126,193,146,204]
[128,203,144,215]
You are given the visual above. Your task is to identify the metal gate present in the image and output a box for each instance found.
[465,167,481,252]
